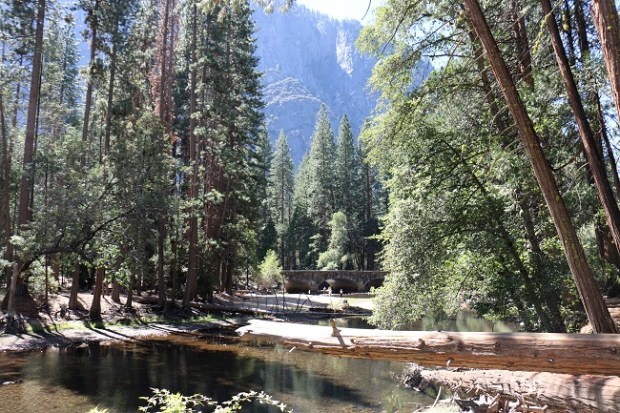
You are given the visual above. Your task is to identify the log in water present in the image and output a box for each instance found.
[236,319,620,375]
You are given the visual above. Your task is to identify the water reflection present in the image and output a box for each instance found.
[0,335,433,413]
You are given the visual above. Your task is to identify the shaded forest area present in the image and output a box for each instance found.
[0,0,382,326]
[4,0,620,338]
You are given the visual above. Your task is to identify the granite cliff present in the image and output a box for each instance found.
[253,6,378,164]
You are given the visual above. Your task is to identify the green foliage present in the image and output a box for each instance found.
[138,388,292,413]
[305,104,337,241]
[139,388,213,413]
[257,249,282,288]
[358,0,614,331]
[268,130,295,266]
[317,211,350,270]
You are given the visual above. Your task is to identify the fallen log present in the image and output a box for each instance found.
[404,364,620,413]
[236,320,620,375]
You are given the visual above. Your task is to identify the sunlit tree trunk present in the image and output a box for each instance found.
[68,263,81,310]
[3,0,47,312]
[468,26,564,331]
[542,0,620,272]
[464,0,618,333]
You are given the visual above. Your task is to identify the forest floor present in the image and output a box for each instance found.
[3,284,620,352]
[0,286,373,352]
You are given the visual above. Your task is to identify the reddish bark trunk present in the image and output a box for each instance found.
[80,0,98,167]
[183,4,199,308]
[542,0,620,272]
[464,0,618,333]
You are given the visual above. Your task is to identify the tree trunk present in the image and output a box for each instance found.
[575,0,589,61]
[4,264,19,321]
[17,0,45,229]
[592,0,620,129]
[103,26,117,157]
[512,0,534,88]
[183,3,199,308]
[542,0,620,272]
[562,0,577,65]
[469,27,565,330]
[68,263,81,310]
[5,0,46,306]
[81,0,98,167]
[598,98,620,199]
[125,273,134,308]
[0,89,11,289]
[89,266,105,321]
[157,219,166,308]
[111,279,121,303]
[404,365,620,413]
[464,0,618,334]
[237,319,620,375]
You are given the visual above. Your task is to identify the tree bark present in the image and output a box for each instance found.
[17,0,45,229]
[575,0,589,61]
[512,0,534,88]
[68,263,81,310]
[81,0,98,167]
[89,266,105,321]
[542,0,620,273]
[463,0,618,334]
[5,264,19,320]
[103,27,117,157]
[237,319,620,375]
[0,89,10,255]
[111,278,121,303]
[592,0,620,128]
[183,3,199,308]
[5,0,46,306]
[404,365,620,413]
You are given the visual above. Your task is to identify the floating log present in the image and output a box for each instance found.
[404,364,620,413]
[236,320,620,375]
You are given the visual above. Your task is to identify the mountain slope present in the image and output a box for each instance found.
[253,6,378,164]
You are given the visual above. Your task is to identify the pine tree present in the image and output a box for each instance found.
[255,127,274,262]
[268,130,294,267]
[306,104,336,249]
[335,115,358,217]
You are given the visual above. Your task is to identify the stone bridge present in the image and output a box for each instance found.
[282,270,387,293]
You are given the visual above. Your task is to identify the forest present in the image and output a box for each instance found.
[0,0,384,325]
[3,0,620,339]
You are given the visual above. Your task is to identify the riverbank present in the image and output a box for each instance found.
[0,287,372,352]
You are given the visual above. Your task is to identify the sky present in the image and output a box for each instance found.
[296,0,385,23]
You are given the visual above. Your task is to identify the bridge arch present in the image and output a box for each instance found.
[364,278,384,291]
[284,279,314,294]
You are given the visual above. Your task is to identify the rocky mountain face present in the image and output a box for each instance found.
[253,6,378,164]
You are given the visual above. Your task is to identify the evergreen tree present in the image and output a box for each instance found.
[317,211,349,270]
[335,115,358,217]
[268,130,294,267]
[306,103,336,249]
[255,127,274,262]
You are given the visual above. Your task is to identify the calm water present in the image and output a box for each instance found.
[0,333,434,413]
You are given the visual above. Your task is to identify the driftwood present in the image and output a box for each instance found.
[404,364,620,413]
[236,320,620,375]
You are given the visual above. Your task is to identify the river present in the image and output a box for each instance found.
[0,311,516,412]
[0,330,434,412]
